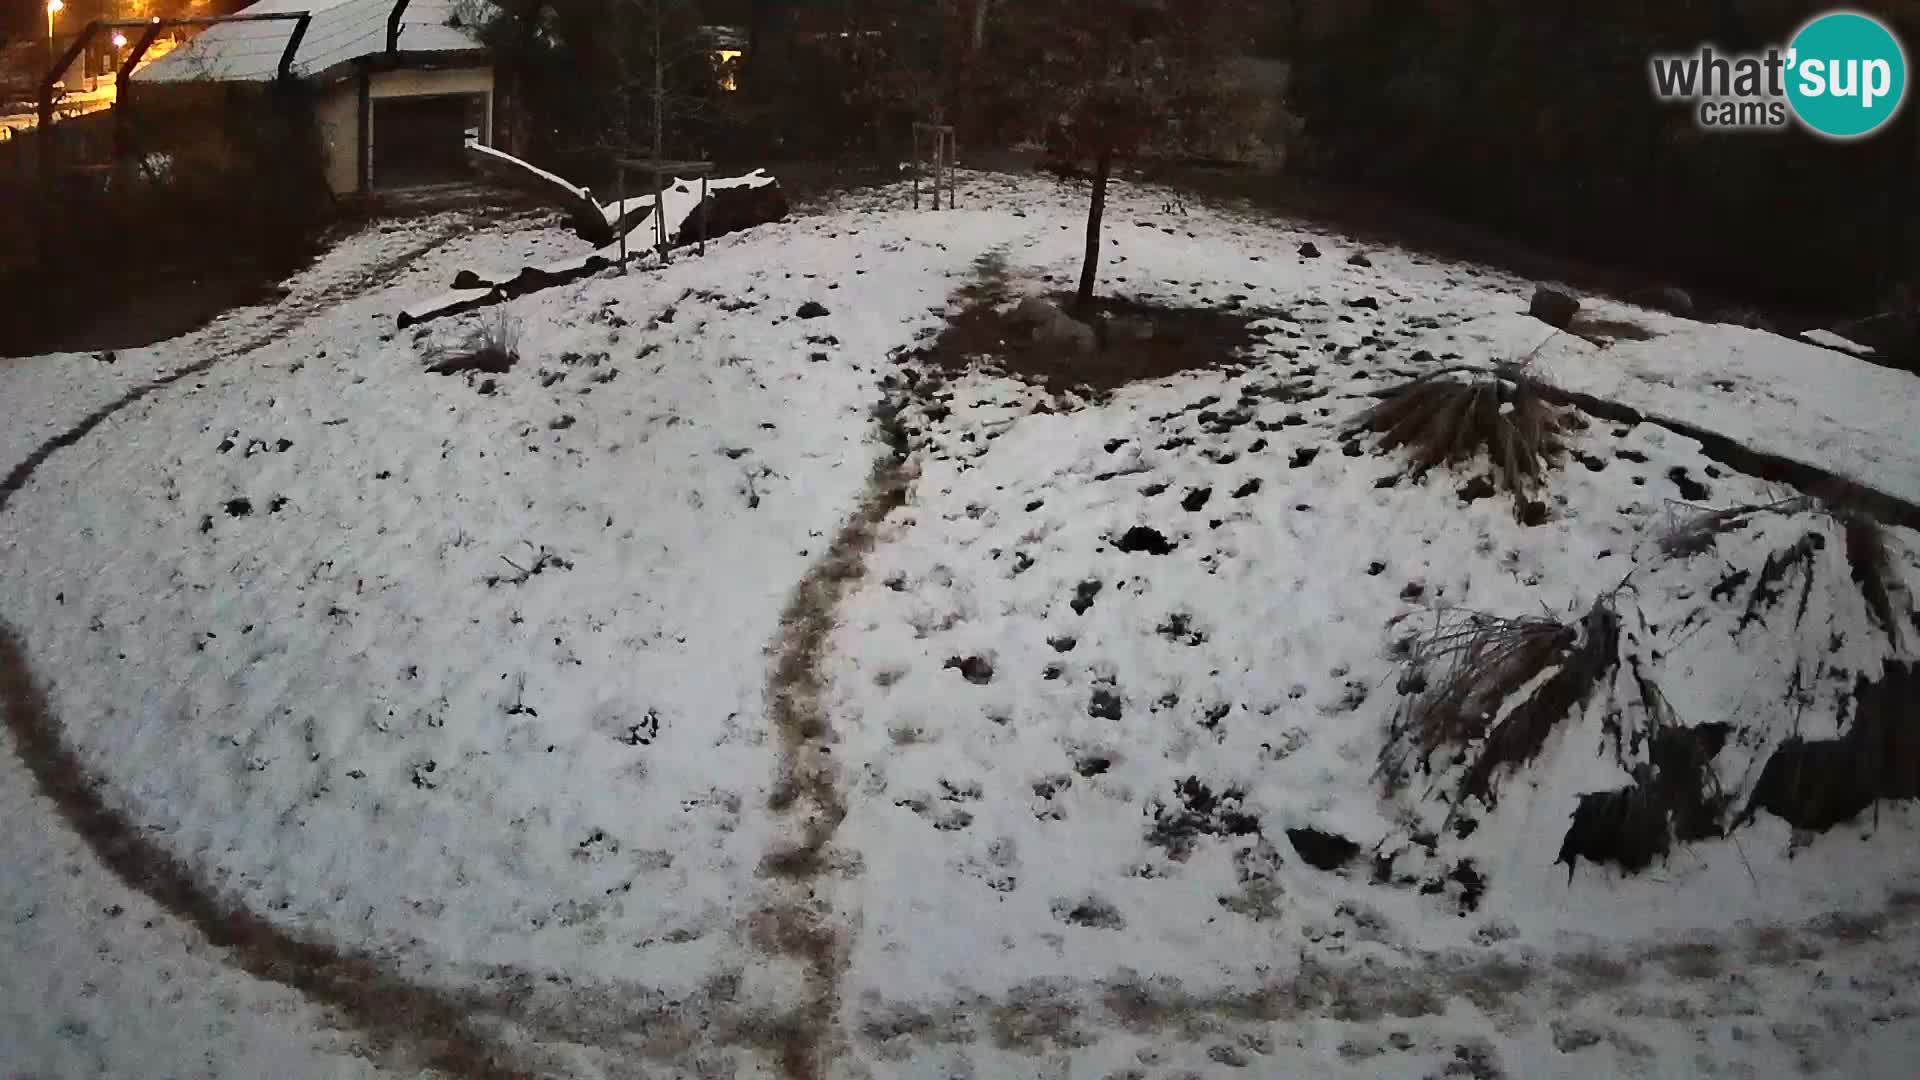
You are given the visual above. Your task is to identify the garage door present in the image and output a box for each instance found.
[370,94,484,190]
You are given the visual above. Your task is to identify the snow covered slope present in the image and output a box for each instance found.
[3,174,1919,1078]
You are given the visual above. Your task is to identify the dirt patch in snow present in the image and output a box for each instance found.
[908,257,1270,398]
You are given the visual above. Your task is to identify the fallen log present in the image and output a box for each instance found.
[397,171,788,329]
[465,142,612,245]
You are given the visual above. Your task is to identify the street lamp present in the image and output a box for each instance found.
[46,0,64,88]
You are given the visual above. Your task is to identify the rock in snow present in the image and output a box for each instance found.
[1529,285,1581,329]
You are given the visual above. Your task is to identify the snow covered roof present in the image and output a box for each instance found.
[137,0,486,84]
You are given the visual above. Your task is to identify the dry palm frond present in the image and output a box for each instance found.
[1668,497,1906,647]
[1748,661,1920,831]
[1349,364,1568,509]
[1391,610,1573,759]
[1459,598,1622,805]
[1657,496,1812,559]
[1840,510,1902,646]
[1385,597,1622,807]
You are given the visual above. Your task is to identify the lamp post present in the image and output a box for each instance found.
[46,0,65,88]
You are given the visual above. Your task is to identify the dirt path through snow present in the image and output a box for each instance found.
[751,382,919,1078]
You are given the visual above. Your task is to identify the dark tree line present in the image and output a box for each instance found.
[1285,0,1920,314]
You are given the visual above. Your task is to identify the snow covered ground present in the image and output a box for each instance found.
[3,172,1919,1078]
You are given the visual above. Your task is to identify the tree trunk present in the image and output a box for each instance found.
[972,0,992,51]
[652,0,664,161]
[1075,149,1111,312]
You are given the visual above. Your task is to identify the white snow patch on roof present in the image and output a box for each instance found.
[137,0,485,84]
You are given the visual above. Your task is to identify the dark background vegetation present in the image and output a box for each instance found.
[1284,0,1920,314]
[1,86,335,355]
[4,0,1917,355]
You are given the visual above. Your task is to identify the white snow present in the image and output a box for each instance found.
[138,0,483,83]
[465,140,594,204]
[400,169,783,325]
[601,168,776,226]
[1802,327,1878,356]
[598,170,780,258]
[1423,308,1920,504]
[3,172,1919,1078]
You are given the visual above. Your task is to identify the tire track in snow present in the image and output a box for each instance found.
[0,210,978,1078]
[1,215,475,515]
[849,892,1920,1070]
[0,624,547,1080]
[0,214,574,1079]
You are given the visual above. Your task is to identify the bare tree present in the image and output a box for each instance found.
[986,0,1251,310]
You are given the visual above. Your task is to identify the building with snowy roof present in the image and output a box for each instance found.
[136,0,495,195]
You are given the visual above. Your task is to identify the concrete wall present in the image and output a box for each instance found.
[315,64,494,196]
[316,81,359,196]
[370,66,494,102]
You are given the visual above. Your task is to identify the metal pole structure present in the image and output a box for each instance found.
[385,0,412,52]
[117,22,162,80]
[37,20,95,183]
[617,161,628,271]
[113,21,161,167]
[911,123,920,209]
[280,12,313,79]
[698,172,707,256]
[652,0,663,166]
[46,1,60,88]
[653,168,666,259]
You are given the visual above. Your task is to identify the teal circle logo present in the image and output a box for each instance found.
[1786,11,1908,139]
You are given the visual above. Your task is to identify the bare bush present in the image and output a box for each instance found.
[428,313,521,376]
